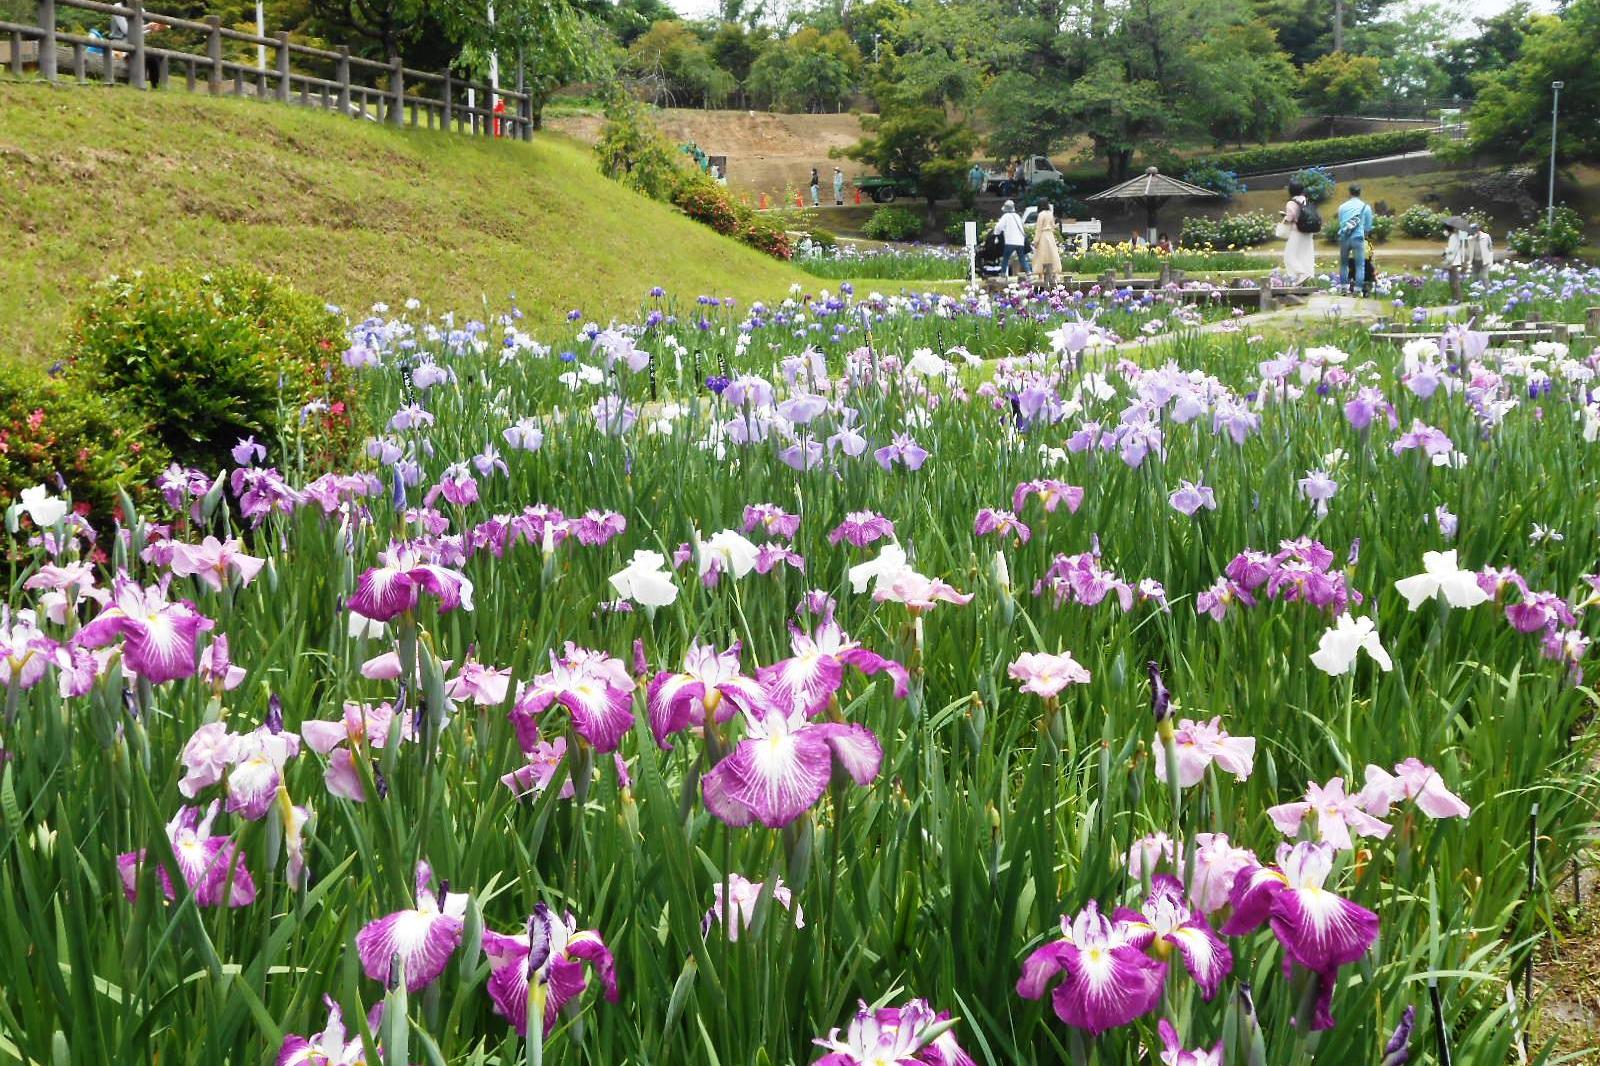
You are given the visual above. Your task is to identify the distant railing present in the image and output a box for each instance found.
[1,0,535,139]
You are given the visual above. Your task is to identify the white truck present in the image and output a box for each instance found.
[983,155,1067,196]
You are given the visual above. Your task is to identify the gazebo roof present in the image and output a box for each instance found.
[1085,167,1221,202]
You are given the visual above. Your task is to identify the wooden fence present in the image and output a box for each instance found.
[1,0,536,139]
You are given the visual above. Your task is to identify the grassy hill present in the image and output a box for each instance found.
[0,82,821,362]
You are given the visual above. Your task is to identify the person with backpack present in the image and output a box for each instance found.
[1335,184,1375,296]
[1278,178,1318,283]
[995,199,1030,277]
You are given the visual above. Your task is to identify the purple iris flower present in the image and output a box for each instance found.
[482,903,618,1038]
[77,577,214,685]
[231,436,266,466]
[973,508,1031,543]
[511,644,635,754]
[873,434,929,471]
[812,998,976,1066]
[778,393,829,424]
[1168,480,1216,517]
[701,703,881,828]
[648,642,771,749]
[1013,478,1084,515]
[118,802,256,908]
[1221,841,1379,1030]
[347,544,473,622]
[828,512,895,548]
[780,441,826,470]
[1016,900,1167,1036]
[1297,470,1338,518]
[743,503,801,540]
[1115,875,1233,1000]
[571,509,627,547]
[757,620,908,717]
[355,861,468,992]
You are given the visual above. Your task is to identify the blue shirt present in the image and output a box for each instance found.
[1336,197,1374,240]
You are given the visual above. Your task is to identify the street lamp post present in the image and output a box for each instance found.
[1547,80,1562,229]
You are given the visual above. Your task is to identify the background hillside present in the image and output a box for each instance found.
[0,83,821,362]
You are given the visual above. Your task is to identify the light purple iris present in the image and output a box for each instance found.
[701,704,882,828]
[702,873,804,940]
[873,434,929,472]
[481,903,618,1038]
[231,436,267,466]
[1221,841,1379,1030]
[648,642,771,748]
[812,998,976,1066]
[167,536,266,592]
[0,608,59,691]
[354,860,468,992]
[78,577,214,685]
[974,508,1032,544]
[781,441,826,470]
[1268,776,1392,851]
[572,510,627,547]
[1012,478,1084,516]
[757,620,909,717]
[118,802,256,908]
[1167,480,1216,517]
[1157,1020,1223,1066]
[1298,470,1338,518]
[347,544,474,622]
[828,511,895,548]
[1016,900,1166,1036]
[778,393,829,424]
[225,719,302,821]
[743,503,801,540]
[277,996,368,1066]
[1115,875,1233,1000]
[1358,758,1471,820]
[1154,717,1256,787]
[512,644,635,754]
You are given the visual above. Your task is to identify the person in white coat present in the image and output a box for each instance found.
[996,200,1030,276]
[1279,178,1316,283]
[1464,223,1493,284]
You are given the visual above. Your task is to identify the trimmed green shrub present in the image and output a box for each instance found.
[1398,204,1447,239]
[66,268,361,475]
[1191,129,1430,177]
[0,360,171,518]
[862,206,925,242]
[1508,205,1585,257]
[944,210,987,245]
[671,173,742,235]
[1290,166,1335,204]
[1369,213,1395,244]
[736,212,794,260]
[1180,211,1275,249]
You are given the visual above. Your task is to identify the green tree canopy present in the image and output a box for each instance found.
[837,80,978,217]
[1467,0,1600,164]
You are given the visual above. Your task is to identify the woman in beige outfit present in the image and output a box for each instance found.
[1032,202,1062,286]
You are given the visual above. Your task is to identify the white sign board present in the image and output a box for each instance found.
[964,221,978,247]
[1059,220,1102,235]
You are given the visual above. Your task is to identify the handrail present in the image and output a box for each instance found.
[4,0,537,139]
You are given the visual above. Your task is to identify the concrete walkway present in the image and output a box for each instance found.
[1115,293,1392,351]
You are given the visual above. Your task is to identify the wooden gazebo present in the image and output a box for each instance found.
[1085,167,1220,244]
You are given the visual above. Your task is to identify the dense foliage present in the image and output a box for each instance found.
[1180,211,1277,249]
[1507,205,1587,257]
[1190,129,1431,177]
[66,268,360,476]
[861,205,926,242]
[2,263,1597,1066]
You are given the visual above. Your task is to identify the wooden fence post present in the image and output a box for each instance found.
[38,0,57,82]
[205,16,221,93]
[129,0,146,88]
[441,69,452,132]
[1586,306,1600,336]
[1258,284,1275,312]
[7,29,20,77]
[72,40,84,81]
[275,31,289,102]
[388,55,403,126]
[335,45,350,114]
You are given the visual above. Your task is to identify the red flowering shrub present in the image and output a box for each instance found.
[0,361,170,516]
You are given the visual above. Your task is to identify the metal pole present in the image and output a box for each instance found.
[1547,81,1562,229]
[255,0,265,71]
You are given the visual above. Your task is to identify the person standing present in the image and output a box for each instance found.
[969,163,986,195]
[1442,219,1465,269]
[832,167,845,207]
[996,199,1030,277]
[809,168,820,208]
[1464,222,1494,284]
[1032,201,1062,287]
[1335,184,1374,295]
[1279,178,1317,283]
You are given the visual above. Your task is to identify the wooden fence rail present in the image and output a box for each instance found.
[1,0,534,139]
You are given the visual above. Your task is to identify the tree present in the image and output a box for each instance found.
[1250,0,1396,65]
[429,0,607,126]
[1185,23,1299,145]
[1299,51,1382,113]
[1441,3,1532,99]
[1467,0,1600,164]
[626,20,737,107]
[747,27,862,112]
[837,81,978,219]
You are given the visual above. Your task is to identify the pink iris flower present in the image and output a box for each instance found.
[1115,875,1233,1001]
[1358,758,1471,820]
[1012,478,1084,516]
[757,620,909,717]
[1007,651,1092,699]
[444,661,512,707]
[481,903,618,1038]
[647,642,770,749]
[701,704,882,828]
[118,801,255,908]
[346,544,474,622]
[1153,717,1256,787]
[167,536,266,592]
[1016,901,1167,1036]
[1221,841,1379,1030]
[1157,1020,1223,1066]
[812,998,976,1066]
[301,701,412,802]
[1268,776,1393,850]
[276,996,370,1066]
[354,861,467,992]
[513,643,635,753]
[78,577,215,685]
[701,873,804,940]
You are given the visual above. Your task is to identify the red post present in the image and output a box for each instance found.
[796,192,803,208]
[759,192,767,210]
[493,97,505,138]
[854,188,861,205]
